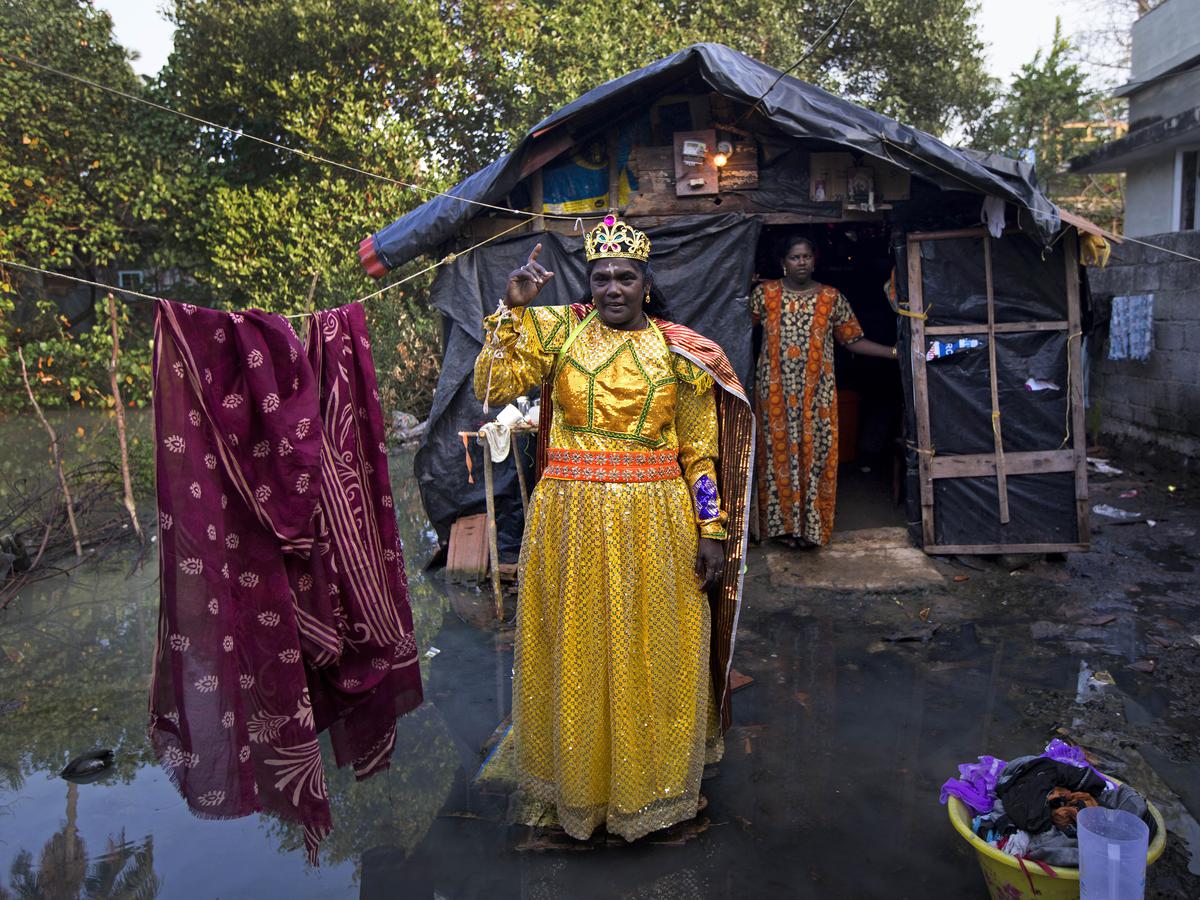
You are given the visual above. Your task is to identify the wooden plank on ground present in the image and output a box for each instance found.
[447,513,488,580]
[925,542,1090,556]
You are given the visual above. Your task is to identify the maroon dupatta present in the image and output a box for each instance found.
[150,300,421,862]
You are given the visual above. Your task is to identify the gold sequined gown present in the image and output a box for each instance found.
[475,305,727,841]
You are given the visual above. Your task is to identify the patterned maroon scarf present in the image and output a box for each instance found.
[150,300,422,863]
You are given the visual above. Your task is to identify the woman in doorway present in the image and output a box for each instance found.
[751,235,896,548]
[474,217,754,842]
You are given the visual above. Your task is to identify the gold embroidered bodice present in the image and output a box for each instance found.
[474,304,726,534]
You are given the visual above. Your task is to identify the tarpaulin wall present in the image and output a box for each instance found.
[896,230,1087,549]
[361,44,1061,276]
[415,213,762,554]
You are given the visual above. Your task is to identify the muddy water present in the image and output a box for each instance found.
[1,426,1195,896]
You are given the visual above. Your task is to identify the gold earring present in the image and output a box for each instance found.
[644,287,651,305]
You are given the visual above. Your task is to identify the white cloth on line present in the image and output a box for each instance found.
[477,422,512,461]
[981,196,1006,239]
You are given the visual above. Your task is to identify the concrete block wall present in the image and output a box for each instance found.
[1087,230,1200,460]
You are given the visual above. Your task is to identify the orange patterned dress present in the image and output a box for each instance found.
[750,280,864,545]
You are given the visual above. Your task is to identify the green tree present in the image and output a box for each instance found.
[4,0,997,419]
[712,0,996,137]
[1,0,146,271]
[973,18,1124,228]
[155,0,460,416]
[0,0,198,411]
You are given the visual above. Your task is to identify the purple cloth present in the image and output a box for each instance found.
[940,755,1007,812]
[694,474,720,521]
[1041,739,1116,790]
[149,300,422,864]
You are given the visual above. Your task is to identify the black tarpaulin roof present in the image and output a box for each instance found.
[360,43,1061,273]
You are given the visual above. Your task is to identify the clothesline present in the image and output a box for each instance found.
[0,214,530,318]
[0,51,607,225]
[7,48,1199,295]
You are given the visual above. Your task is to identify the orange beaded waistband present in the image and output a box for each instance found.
[542,448,681,483]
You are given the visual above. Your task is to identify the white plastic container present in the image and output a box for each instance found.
[494,404,524,427]
[1078,806,1149,900]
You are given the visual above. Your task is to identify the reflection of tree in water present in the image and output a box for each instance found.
[265,703,458,874]
[0,565,160,790]
[264,522,455,871]
[0,446,452,880]
[1,782,160,899]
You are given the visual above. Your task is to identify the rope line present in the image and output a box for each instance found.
[1,213,530,317]
[6,47,1200,276]
[0,260,173,303]
[0,51,604,224]
[1105,233,1200,264]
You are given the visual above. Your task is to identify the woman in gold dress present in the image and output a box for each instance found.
[474,217,753,841]
[751,235,895,548]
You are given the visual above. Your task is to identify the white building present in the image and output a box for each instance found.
[1072,0,1200,236]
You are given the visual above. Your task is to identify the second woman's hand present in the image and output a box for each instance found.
[695,538,725,591]
[504,243,555,308]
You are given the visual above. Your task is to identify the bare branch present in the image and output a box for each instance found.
[17,346,82,558]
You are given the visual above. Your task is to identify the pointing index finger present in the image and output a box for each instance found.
[527,243,543,266]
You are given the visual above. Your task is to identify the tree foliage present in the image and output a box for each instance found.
[2,0,998,418]
[713,0,996,136]
[972,18,1124,229]
[0,0,190,410]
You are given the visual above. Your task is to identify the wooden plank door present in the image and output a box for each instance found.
[906,228,1089,555]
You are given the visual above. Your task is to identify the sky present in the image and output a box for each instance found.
[98,0,1113,86]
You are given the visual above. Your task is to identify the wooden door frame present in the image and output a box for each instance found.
[906,227,1090,555]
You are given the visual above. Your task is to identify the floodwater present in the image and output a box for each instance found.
[2,415,1199,898]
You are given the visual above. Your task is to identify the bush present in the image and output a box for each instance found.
[365,286,441,424]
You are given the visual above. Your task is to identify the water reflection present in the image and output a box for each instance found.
[5,781,159,899]
[2,426,1087,898]
[0,446,462,896]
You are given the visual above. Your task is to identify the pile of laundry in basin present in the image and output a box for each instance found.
[940,740,1157,866]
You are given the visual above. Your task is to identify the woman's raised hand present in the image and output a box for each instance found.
[504,243,555,308]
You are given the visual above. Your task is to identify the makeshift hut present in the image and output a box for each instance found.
[361,43,1104,558]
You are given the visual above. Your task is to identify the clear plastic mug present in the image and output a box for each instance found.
[1078,806,1149,900]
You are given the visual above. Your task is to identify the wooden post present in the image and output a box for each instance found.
[305,272,320,314]
[607,130,621,211]
[481,442,504,620]
[17,346,82,558]
[907,238,936,547]
[983,236,1011,524]
[107,294,143,543]
[1064,231,1090,545]
[529,169,545,234]
[512,441,529,513]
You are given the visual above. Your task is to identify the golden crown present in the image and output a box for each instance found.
[584,215,651,263]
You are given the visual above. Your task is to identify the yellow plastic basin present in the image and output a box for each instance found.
[947,791,1166,900]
